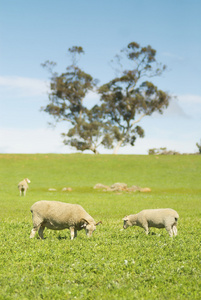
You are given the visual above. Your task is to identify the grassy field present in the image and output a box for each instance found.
[0,154,200,299]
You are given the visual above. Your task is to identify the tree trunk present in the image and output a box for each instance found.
[90,145,99,154]
[113,140,124,154]
[93,148,99,154]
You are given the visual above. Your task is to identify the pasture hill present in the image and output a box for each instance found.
[0,154,200,299]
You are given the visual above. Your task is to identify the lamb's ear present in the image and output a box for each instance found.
[96,221,102,226]
[122,216,128,221]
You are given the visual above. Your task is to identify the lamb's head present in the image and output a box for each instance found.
[122,216,134,229]
[81,219,102,237]
[25,178,31,183]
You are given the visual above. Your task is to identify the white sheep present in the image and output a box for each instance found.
[123,208,179,237]
[18,178,31,196]
[30,200,102,240]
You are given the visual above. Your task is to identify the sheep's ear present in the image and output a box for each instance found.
[96,221,102,226]
[123,216,128,221]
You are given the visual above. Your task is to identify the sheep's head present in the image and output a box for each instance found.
[122,216,132,229]
[25,178,31,183]
[81,219,102,237]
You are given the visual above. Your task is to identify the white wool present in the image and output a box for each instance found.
[123,208,179,237]
[18,178,31,196]
[30,200,102,240]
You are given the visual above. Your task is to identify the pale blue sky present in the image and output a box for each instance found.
[0,0,201,154]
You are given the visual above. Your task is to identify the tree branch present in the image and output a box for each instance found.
[113,113,146,154]
[130,113,146,128]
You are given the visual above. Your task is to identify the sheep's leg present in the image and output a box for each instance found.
[30,224,44,239]
[24,190,26,196]
[70,227,75,240]
[143,225,149,235]
[30,227,38,238]
[165,226,173,237]
[172,225,177,236]
[144,228,149,235]
[38,226,45,239]
[19,190,22,196]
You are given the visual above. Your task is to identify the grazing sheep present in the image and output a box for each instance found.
[123,208,179,237]
[30,200,102,240]
[18,178,31,196]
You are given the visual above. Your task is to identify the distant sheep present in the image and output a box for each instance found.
[18,178,31,196]
[123,208,179,237]
[30,200,102,240]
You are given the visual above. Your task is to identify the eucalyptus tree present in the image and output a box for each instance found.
[98,42,171,154]
[41,47,108,154]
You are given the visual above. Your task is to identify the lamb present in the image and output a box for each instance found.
[18,178,31,196]
[30,200,102,240]
[123,208,179,237]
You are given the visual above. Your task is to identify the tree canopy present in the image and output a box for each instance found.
[42,42,171,154]
[98,42,170,153]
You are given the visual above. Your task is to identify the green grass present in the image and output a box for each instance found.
[0,154,201,299]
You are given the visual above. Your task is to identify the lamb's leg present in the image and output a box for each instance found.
[70,227,75,240]
[30,227,38,238]
[143,225,149,235]
[172,225,178,236]
[165,226,173,237]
